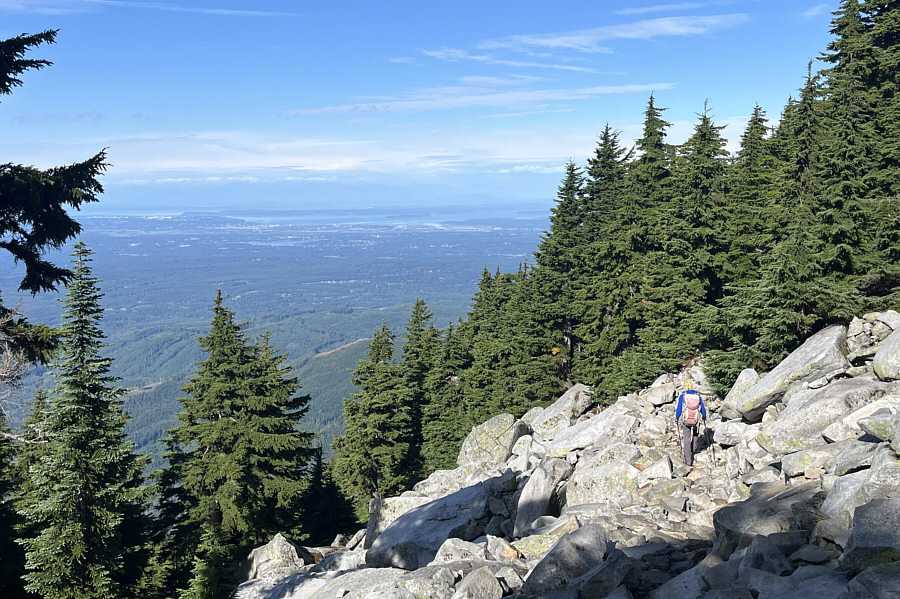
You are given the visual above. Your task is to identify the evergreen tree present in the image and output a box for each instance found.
[722,105,777,285]
[399,299,437,479]
[157,291,313,598]
[1,31,107,364]
[867,0,900,196]
[420,321,472,472]
[331,322,414,521]
[0,409,24,598]
[16,242,148,599]
[296,447,357,545]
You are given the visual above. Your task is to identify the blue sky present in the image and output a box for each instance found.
[0,0,838,213]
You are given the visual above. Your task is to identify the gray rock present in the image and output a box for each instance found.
[365,496,433,548]
[859,408,900,442]
[873,310,900,331]
[513,458,574,538]
[721,369,762,420]
[702,591,754,599]
[530,384,593,440]
[816,469,870,545]
[755,378,888,456]
[714,420,751,447]
[830,439,880,476]
[735,566,849,599]
[457,413,531,468]
[399,566,457,599]
[737,535,793,576]
[563,456,640,509]
[637,456,673,488]
[647,563,709,599]
[366,482,491,569]
[546,403,638,457]
[840,498,900,575]
[713,482,821,559]
[645,381,678,407]
[782,446,841,477]
[432,538,489,564]
[520,524,608,595]
[788,544,834,565]
[822,397,899,443]
[847,561,900,599]
[485,535,521,562]
[724,326,849,422]
[451,566,503,599]
[309,548,367,574]
[241,533,312,583]
[567,547,632,597]
[604,585,635,599]
[873,330,900,381]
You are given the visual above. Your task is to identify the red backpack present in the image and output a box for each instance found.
[683,391,701,425]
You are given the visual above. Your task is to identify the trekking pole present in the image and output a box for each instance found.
[704,420,714,465]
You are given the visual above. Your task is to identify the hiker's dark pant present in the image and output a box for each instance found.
[680,422,700,466]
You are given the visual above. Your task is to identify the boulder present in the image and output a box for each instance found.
[546,405,638,458]
[366,482,492,569]
[755,378,888,456]
[733,566,848,599]
[240,533,313,583]
[520,524,608,595]
[365,496,432,548]
[451,566,503,599]
[431,538,489,564]
[723,326,849,422]
[859,407,900,442]
[513,457,574,538]
[567,547,632,597]
[563,456,640,509]
[873,329,900,381]
[822,397,899,443]
[721,369,761,420]
[840,498,900,574]
[647,563,710,599]
[457,413,530,468]
[644,381,678,407]
[530,384,593,440]
[737,535,793,576]
[847,561,900,599]
[637,456,673,488]
[713,482,820,559]
[829,439,880,476]
[714,420,750,447]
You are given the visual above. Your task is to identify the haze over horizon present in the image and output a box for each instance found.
[1,0,837,213]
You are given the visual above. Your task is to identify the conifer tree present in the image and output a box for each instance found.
[1,31,107,365]
[157,291,313,598]
[16,242,148,599]
[421,321,472,471]
[331,322,414,520]
[866,0,900,197]
[723,105,777,284]
[399,299,437,479]
[0,410,23,598]
[297,447,357,545]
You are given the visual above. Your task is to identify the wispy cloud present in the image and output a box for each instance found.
[0,0,300,17]
[292,82,675,114]
[422,47,598,73]
[482,14,749,53]
[615,2,733,16]
[801,4,829,19]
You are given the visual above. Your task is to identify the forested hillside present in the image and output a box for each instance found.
[0,2,898,599]
[331,0,900,518]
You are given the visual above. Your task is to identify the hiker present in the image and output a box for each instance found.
[674,380,707,466]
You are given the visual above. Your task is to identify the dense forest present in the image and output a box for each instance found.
[0,1,898,598]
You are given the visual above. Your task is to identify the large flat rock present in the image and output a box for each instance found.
[873,329,900,381]
[366,482,492,570]
[723,326,849,422]
[755,378,888,456]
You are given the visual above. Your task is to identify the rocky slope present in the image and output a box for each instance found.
[237,311,900,599]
